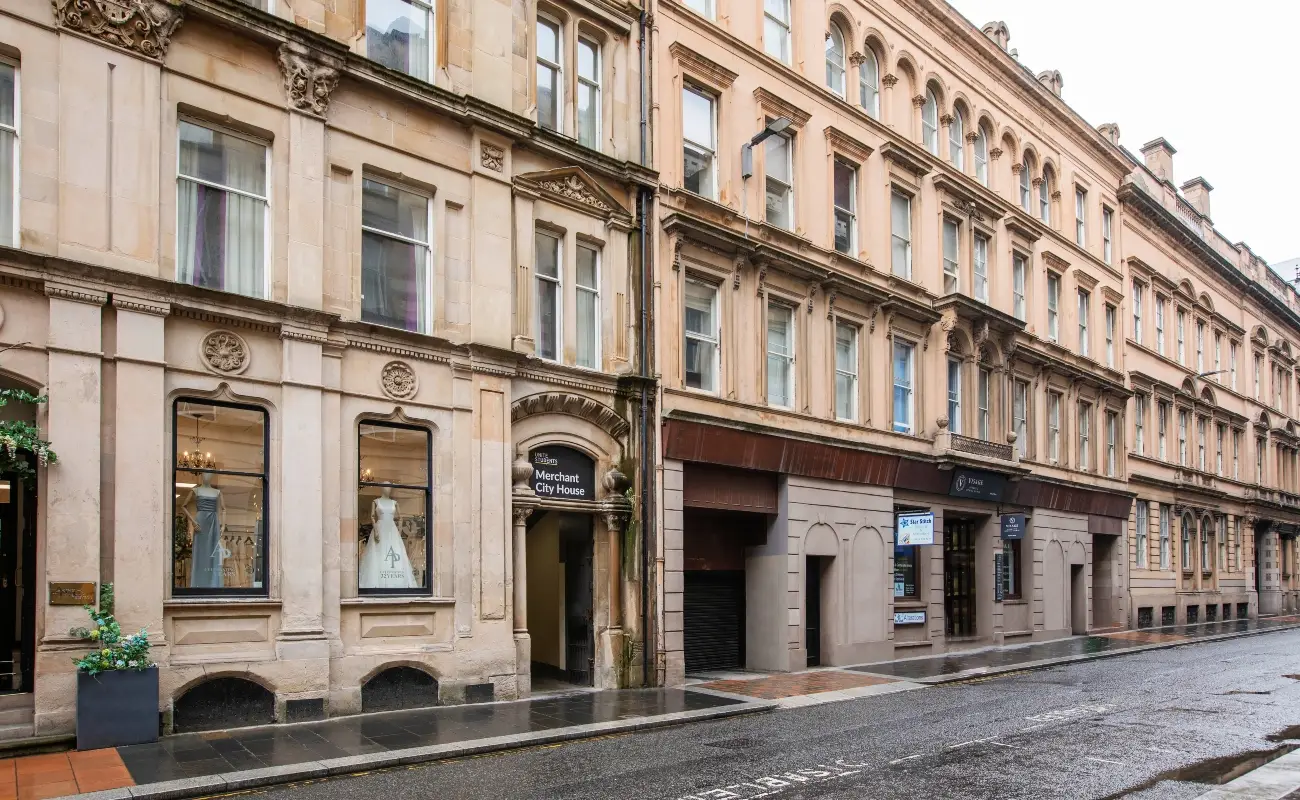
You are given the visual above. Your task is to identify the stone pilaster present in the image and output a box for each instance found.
[510,456,537,696]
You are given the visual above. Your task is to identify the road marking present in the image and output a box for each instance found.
[1020,724,1046,732]
[676,761,870,799]
[1026,703,1115,723]
[1149,747,1181,755]
[988,741,1022,749]
[889,754,924,764]
[1086,757,1124,765]
[946,741,977,750]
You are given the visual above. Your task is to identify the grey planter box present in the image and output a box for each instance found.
[77,668,159,750]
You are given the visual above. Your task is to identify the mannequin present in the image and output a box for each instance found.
[359,485,416,589]
[181,472,229,588]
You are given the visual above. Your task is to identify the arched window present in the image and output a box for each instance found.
[1019,153,1032,211]
[1180,514,1193,570]
[973,124,989,186]
[949,108,965,170]
[860,48,880,118]
[825,24,847,99]
[1039,165,1053,223]
[922,89,938,155]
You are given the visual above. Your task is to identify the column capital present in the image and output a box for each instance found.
[45,282,106,306]
[277,41,342,117]
[52,0,184,60]
[111,294,170,317]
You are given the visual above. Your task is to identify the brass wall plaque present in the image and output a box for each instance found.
[49,582,96,606]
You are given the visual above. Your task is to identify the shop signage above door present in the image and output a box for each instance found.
[529,446,596,501]
[893,611,926,625]
[948,468,1007,501]
[897,512,935,546]
[1000,513,1026,540]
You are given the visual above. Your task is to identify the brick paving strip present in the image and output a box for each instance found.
[0,749,135,800]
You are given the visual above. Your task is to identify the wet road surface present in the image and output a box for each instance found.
[245,629,1300,800]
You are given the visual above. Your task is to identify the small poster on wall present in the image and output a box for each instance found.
[897,512,935,546]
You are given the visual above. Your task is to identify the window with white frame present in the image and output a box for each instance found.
[1078,289,1090,357]
[0,62,13,247]
[1230,341,1238,389]
[1106,409,1118,476]
[1012,254,1027,321]
[1019,155,1032,212]
[360,177,432,333]
[1013,379,1028,458]
[834,322,858,421]
[684,280,719,391]
[367,0,432,81]
[1078,402,1092,471]
[1136,501,1148,569]
[1233,429,1241,479]
[1257,436,1266,483]
[1219,516,1227,574]
[535,17,562,131]
[1213,332,1222,380]
[1158,400,1168,460]
[1196,320,1205,372]
[859,49,880,118]
[1039,167,1052,223]
[1102,207,1114,264]
[681,0,713,17]
[766,302,794,407]
[921,89,938,155]
[891,190,912,279]
[1105,303,1116,367]
[1155,296,1166,355]
[1134,394,1146,454]
[1048,391,1061,463]
[763,0,791,63]
[893,339,915,434]
[575,243,600,369]
[833,159,856,255]
[1047,272,1060,342]
[1159,503,1170,570]
[949,108,965,169]
[974,124,989,186]
[947,358,962,434]
[825,23,847,98]
[1197,416,1207,470]
[682,86,716,199]
[978,367,991,440]
[1255,353,1263,399]
[576,37,601,149]
[177,120,268,299]
[941,219,959,294]
[1216,423,1225,476]
[1074,187,1087,246]
[535,231,562,360]
[1178,409,1189,465]
[1176,309,1186,364]
[973,234,989,303]
[1132,281,1143,345]
[764,128,794,230]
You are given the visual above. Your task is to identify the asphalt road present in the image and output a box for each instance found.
[249,630,1300,800]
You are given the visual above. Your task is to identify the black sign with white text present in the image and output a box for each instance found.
[1001,513,1026,540]
[529,446,596,501]
[948,468,1008,501]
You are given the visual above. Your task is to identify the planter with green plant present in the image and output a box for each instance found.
[70,583,158,749]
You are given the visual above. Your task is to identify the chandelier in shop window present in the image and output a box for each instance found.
[178,414,218,471]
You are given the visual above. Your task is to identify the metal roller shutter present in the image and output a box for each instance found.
[684,570,744,673]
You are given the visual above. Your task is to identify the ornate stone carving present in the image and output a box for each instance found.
[511,455,534,490]
[537,175,612,213]
[672,238,684,272]
[940,113,954,126]
[602,509,629,533]
[52,0,184,59]
[965,131,980,143]
[602,467,630,494]
[380,360,418,400]
[755,262,768,297]
[732,255,746,290]
[848,51,866,67]
[881,73,899,89]
[807,285,817,314]
[825,287,838,320]
[277,43,340,116]
[201,331,250,375]
[511,392,630,440]
[512,505,536,525]
[911,95,926,108]
[989,147,1004,160]
[481,142,505,172]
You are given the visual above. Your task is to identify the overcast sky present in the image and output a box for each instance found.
[946,0,1299,267]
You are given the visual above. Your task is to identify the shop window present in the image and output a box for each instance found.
[361,177,432,333]
[358,421,432,593]
[894,544,918,599]
[173,400,268,595]
[1002,539,1021,599]
[367,0,433,80]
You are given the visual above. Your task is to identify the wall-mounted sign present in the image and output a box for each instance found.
[529,446,596,501]
[49,582,96,606]
[949,468,1008,501]
[894,611,926,625]
[994,553,1005,603]
[897,512,935,546]
[1000,513,1026,540]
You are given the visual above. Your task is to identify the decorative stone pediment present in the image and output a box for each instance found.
[514,168,631,223]
[52,0,184,59]
[277,42,342,117]
[511,392,630,441]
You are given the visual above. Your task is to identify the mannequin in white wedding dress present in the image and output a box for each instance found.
[359,485,416,589]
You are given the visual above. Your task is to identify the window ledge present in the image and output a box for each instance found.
[893,599,925,609]
[164,598,280,611]
[340,596,455,607]
[1002,598,1027,605]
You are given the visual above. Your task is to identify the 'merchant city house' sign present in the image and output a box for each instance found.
[529,446,595,501]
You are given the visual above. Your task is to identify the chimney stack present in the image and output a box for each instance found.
[1036,70,1063,97]
[1181,177,1213,219]
[1096,123,1120,146]
[1140,138,1176,183]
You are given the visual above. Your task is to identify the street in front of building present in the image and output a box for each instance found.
[243,629,1300,800]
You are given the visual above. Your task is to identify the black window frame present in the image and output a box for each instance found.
[357,419,434,597]
[171,397,270,598]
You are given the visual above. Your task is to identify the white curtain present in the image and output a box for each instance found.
[177,124,266,298]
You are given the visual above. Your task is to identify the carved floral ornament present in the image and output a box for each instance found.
[538,175,612,213]
[200,330,250,375]
[277,42,341,116]
[380,360,418,400]
[480,142,505,172]
[52,0,184,59]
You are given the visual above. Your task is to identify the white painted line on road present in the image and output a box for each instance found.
[889,754,924,764]
[1149,746,1181,755]
[1020,724,1046,732]
[988,741,1022,749]
[1086,757,1124,765]
[947,741,977,750]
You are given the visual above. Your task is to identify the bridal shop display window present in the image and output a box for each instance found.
[358,422,432,593]
[172,400,269,596]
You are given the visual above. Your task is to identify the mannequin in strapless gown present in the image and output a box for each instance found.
[359,486,416,589]
[182,472,228,588]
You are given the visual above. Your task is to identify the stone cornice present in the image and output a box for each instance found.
[668,41,738,89]
[752,88,812,130]
[45,282,107,306]
[823,126,873,164]
[879,142,931,177]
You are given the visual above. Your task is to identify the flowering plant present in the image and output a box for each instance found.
[0,387,56,481]
[69,584,154,676]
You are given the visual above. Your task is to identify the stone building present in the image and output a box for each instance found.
[0,0,654,738]
[652,2,1136,684]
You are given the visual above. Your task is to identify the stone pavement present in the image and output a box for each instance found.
[1189,748,1300,800]
[0,750,132,799]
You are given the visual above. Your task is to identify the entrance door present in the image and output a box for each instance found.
[562,521,594,686]
[683,571,745,672]
[805,558,822,667]
[944,519,977,637]
[0,468,33,694]
[1070,564,1087,634]
[1092,536,1115,629]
